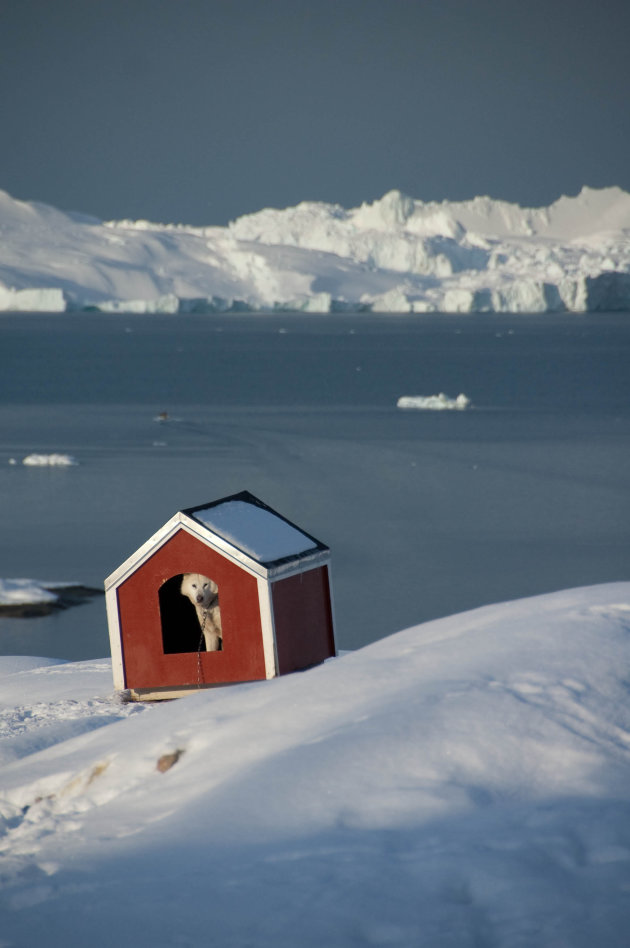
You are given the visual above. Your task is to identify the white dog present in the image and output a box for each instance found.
[180,573,222,651]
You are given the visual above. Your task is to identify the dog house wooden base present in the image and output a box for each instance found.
[105,492,336,700]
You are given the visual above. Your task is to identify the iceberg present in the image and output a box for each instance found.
[95,293,180,314]
[20,453,78,466]
[0,577,103,615]
[0,577,59,607]
[397,393,471,410]
[0,185,629,313]
[0,285,66,312]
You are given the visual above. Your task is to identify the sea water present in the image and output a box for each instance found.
[0,312,628,660]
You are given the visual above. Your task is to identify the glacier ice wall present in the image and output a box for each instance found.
[0,186,629,313]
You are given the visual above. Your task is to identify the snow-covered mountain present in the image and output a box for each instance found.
[1,186,630,313]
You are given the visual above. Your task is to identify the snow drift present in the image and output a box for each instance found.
[1,186,629,313]
[1,583,629,946]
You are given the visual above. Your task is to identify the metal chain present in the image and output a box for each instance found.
[196,609,208,689]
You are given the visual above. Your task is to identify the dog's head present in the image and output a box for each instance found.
[180,573,218,607]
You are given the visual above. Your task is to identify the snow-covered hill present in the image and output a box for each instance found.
[1,186,630,313]
[1,583,630,946]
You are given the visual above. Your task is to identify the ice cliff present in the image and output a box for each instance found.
[1,185,629,313]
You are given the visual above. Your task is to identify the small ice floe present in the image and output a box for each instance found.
[0,578,103,617]
[20,453,78,466]
[0,579,59,608]
[397,393,471,411]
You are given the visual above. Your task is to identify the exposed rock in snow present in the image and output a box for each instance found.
[0,185,629,313]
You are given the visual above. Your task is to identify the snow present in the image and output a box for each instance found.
[397,393,471,410]
[0,579,101,615]
[191,499,319,562]
[0,579,59,607]
[1,582,629,946]
[0,285,66,312]
[1,185,630,313]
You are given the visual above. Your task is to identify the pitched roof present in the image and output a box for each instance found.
[182,491,327,568]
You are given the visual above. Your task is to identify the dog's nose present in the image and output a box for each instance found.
[196,594,203,603]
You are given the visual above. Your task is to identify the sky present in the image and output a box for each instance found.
[1,0,629,226]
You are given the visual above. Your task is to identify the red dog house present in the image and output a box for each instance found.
[105,491,336,700]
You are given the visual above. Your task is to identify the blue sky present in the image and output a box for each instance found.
[1,0,629,225]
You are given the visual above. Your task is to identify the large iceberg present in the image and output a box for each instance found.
[0,185,629,313]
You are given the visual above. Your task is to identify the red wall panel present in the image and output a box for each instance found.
[272,566,335,675]
[117,529,265,689]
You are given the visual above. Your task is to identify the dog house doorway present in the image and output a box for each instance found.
[159,573,222,654]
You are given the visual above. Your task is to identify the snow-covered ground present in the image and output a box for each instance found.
[1,582,629,946]
[1,186,630,314]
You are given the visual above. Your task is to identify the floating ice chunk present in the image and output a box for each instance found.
[0,578,59,606]
[0,578,103,615]
[397,393,471,410]
[21,453,78,466]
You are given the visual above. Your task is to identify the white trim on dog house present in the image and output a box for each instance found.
[106,497,329,590]
[256,575,279,679]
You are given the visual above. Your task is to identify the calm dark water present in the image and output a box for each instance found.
[0,312,629,661]
[1,311,629,411]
